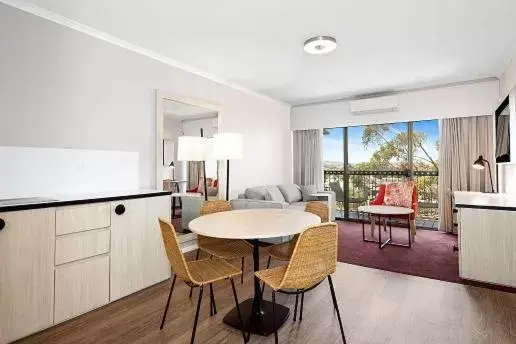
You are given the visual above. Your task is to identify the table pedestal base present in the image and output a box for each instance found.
[223,298,290,336]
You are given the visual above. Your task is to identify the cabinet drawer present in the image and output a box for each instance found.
[54,254,110,324]
[56,203,110,235]
[55,228,110,265]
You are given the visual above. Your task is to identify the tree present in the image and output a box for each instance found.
[361,124,438,170]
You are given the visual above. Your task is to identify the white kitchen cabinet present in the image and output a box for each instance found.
[459,207,516,287]
[0,209,55,344]
[54,254,110,324]
[110,195,171,301]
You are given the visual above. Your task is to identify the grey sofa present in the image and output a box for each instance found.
[231,183,336,221]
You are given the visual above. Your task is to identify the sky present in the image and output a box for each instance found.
[323,120,439,165]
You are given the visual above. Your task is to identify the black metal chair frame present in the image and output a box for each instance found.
[160,274,248,344]
[259,275,346,344]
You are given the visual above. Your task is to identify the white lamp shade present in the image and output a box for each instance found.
[211,133,243,160]
[177,136,207,161]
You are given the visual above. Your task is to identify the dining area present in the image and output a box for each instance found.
[157,200,347,344]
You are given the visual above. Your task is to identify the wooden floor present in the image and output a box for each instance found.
[16,254,516,344]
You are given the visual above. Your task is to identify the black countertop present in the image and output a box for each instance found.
[0,190,172,213]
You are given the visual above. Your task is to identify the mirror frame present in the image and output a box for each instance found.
[155,90,223,246]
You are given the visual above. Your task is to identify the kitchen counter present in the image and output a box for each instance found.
[0,189,172,213]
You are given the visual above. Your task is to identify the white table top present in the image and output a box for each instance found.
[188,208,321,239]
[358,205,414,215]
[454,191,516,210]
[311,192,330,197]
[171,192,202,197]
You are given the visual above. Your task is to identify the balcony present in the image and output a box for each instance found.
[324,170,439,229]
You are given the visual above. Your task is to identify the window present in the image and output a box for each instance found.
[323,119,439,229]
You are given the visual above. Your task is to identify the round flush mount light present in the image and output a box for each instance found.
[303,36,337,55]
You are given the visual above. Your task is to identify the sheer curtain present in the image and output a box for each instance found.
[293,129,323,189]
[438,115,494,233]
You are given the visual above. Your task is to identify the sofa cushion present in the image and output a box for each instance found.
[245,186,270,200]
[300,185,318,201]
[264,186,286,202]
[278,184,303,203]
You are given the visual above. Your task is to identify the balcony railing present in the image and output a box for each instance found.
[324,169,439,229]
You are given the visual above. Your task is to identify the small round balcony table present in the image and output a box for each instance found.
[188,208,321,336]
[358,205,414,249]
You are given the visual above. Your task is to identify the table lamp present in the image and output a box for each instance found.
[211,133,243,201]
[177,136,209,201]
[472,155,494,193]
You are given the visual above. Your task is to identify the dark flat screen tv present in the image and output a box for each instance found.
[495,96,510,163]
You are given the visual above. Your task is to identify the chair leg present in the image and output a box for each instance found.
[209,283,217,316]
[299,291,305,321]
[328,276,347,344]
[293,290,299,322]
[261,256,272,297]
[189,249,201,298]
[241,257,245,284]
[190,286,204,344]
[272,290,278,344]
[230,278,248,343]
[160,274,177,330]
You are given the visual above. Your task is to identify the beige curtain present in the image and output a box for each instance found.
[293,129,323,189]
[438,115,494,233]
[188,161,203,189]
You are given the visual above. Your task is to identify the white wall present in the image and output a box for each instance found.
[500,56,516,99]
[291,79,500,130]
[0,146,138,198]
[0,4,292,198]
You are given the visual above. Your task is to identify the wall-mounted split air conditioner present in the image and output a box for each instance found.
[349,95,399,114]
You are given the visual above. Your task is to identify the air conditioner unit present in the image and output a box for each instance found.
[349,95,399,114]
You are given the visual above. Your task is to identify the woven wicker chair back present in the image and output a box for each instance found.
[198,200,233,246]
[280,222,338,290]
[158,218,194,284]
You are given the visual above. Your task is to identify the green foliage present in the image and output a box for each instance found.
[359,124,437,170]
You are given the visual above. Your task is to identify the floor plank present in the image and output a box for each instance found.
[15,255,516,344]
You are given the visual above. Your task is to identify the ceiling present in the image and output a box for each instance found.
[163,99,217,120]
[17,0,516,105]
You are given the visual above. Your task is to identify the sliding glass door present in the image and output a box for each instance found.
[323,119,439,228]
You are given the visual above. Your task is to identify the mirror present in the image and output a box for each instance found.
[495,96,510,163]
[156,91,221,242]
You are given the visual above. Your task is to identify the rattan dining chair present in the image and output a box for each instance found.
[261,201,329,311]
[255,222,346,344]
[188,200,253,298]
[158,218,247,344]
[264,201,329,264]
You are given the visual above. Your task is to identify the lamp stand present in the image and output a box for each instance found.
[485,160,495,193]
[226,159,230,201]
[200,128,208,201]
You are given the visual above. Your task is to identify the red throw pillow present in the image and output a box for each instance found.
[383,181,414,208]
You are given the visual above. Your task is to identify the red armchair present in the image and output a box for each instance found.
[369,183,418,240]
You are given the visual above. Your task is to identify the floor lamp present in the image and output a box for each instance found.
[177,136,208,201]
[212,133,243,201]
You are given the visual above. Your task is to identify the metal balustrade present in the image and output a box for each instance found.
[324,169,439,229]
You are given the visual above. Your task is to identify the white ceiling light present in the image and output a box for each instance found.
[303,36,337,55]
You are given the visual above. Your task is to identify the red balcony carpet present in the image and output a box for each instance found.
[337,220,460,283]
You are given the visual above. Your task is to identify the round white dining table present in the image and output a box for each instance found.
[189,208,321,337]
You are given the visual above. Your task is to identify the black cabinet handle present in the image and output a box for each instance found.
[0,218,5,231]
[115,204,125,215]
